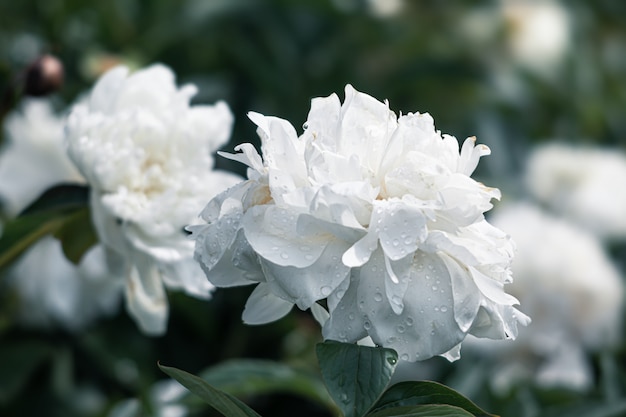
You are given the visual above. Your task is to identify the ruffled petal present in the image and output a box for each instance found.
[242,283,294,325]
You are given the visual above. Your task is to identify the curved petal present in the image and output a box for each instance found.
[242,283,294,325]
[125,253,168,335]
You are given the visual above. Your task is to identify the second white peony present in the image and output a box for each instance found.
[192,85,529,361]
[65,64,242,335]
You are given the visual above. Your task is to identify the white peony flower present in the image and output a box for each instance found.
[0,98,83,216]
[525,143,626,239]
[65,64,242,335]
[5,236,123,331]
[466,203,624,392]
[192,84,529,362]
[501,0,571,77]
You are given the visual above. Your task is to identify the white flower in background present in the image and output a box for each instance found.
[525,143,626,239]
[0,98,123,331]
[5,236,123,331]
[501,0,571,77]
[65,64,242,335]
[108,379,188,417]
[0,98,83,216]
[365,0,404,18]
[192,84,529,362]
[466,203,623,391]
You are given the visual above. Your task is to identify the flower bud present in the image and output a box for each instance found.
[24,54,64,97]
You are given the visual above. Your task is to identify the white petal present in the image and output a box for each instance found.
[125,253,168,335]
[457,136,490,176]
[242,283,293,325]
[243,206,327,268]
[470,266,520,306]
[259,237,351,310]
[439,253,481,332]
[323,272,368,343]
[218,143,265,173]
[311,303,330,326]
[376,200,428,261]
[439,342,463,362]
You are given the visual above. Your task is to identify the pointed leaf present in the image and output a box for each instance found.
[367,404,475,417]
[158,363,262,417]
[19,183,89,216]
[370,381,495,417]
[52,207,98,264]
[316,340,398,417]
[199,359,335,410]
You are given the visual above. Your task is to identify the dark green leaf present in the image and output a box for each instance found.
[367,404,475,417]
[19,183,89,216]
[199,359,335,411]
[370,381,495,417]
[52,207,98,264]
[0,212,66,270]
[158,363,262,417]
[316,340,398,417]
[0,340,52,404]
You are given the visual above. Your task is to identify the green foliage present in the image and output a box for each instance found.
[0,184,93,270]
[199,359,335,411]
[366,404,475,417]
[158,363,262,417]
[370,381,495,417]
[316,340,398,417]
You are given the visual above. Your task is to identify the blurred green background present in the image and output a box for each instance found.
[1,1,626,416]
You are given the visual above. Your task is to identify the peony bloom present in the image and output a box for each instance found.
[192,85,529,361]
[525,143,626,240]
[465,203,624,391]
[65,64,242,335]
[501,0,571,77]
[0,98,83,216]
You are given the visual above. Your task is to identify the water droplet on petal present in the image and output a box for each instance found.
[364,321,371,330]
[374,292,383,302]
[405,317,414,326]
[431,285,438,291]
[440,306,448,313]
[280,252,289,259]
[400,353,409,361]
[392,239,399,247]
[396,325,405,333]
[348,313,355,320]
[321,286,332,296]
[304,254,314,260]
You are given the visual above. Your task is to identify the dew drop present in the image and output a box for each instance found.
[280,252,289,260]
[396,325,405,334]
[321,286,332,296]
[440,306,448,313]
[434,306,440,312]
[374,292,383,302]
[339,393,348,403]
[364,321,371,330]
[348,313,355,320]
[336,290,346,298]
[405,317,414,326]
[400,353,409,361]
[392,239,399,247]
[431,285,438,291]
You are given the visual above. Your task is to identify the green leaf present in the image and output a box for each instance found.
[316,340,398,417]
[199,359,335,410]
[158,363,262,417]
[366,404,475,417]
[0,340,53,404]
[52,207,98,264]
[369,381,495,417]
[0,184,92,270]
[0,212,66,270]
[19,183,89,216]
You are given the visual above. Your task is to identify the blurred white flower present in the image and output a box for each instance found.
[467,203,624,392]
[192,84,528,362]
[108,379,188,417]
[6,236,123,331]
[65,64,242,335]
[501,0,571,77]
[0,98,122,331]
[0,98,83,216]
[525,143,626,239]
[366,0,404,18]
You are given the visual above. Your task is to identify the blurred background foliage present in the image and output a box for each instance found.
[1,0,626,416]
